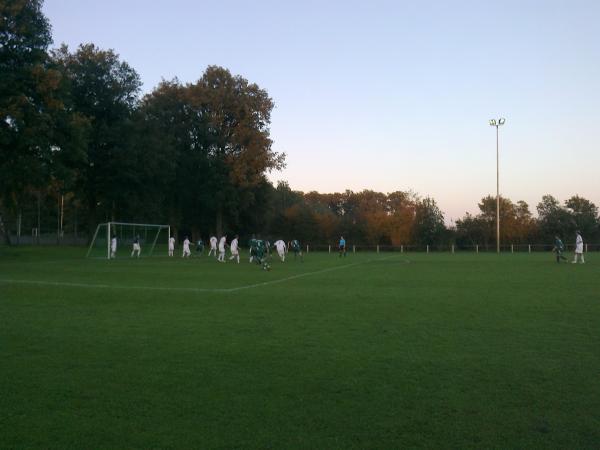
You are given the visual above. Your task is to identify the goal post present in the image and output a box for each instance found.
[86,222,171,259]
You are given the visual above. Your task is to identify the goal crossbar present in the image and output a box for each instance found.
[86,222,171,259]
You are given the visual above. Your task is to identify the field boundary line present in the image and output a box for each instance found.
[0,255,409,294]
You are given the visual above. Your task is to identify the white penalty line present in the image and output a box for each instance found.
[0,255,410,294]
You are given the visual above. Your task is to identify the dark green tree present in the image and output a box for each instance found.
[536,195,573,242]
[1,0,53,243]
[455,213,488,248]
[0,0,87,243]
[135,67,284,237]
[564,195,598,242]
[412,197,446,247]
[52,43,142,233]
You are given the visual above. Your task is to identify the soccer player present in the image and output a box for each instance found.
[572,231,585,264]
[250,239,271,270]
[274,239,287,262]
[196,238,204,255]
[110,235,117,258]
[288,239,303,262]
[208,235,218,257]
[182,236,191,258]
[168,236,175,257]
[217,235,227,262]
[339,236,346,257]
[552,235,567,263]
[131,235,141,258]
[229,235,240,263]
[248,236,257,263]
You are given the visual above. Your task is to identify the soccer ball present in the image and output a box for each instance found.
[263,264,271,271]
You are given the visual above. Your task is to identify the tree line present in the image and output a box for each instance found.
[1,1,599,247]
[258,185,599,248]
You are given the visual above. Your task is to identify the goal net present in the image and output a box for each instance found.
[86,222,170,259]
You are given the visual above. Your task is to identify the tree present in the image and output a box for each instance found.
[536,195,573,242]
[455,213,488,248]
[135,67,284,236]
[387,191,416,246]
[454,196,538,248]
[412,197,446,247]
[0,0,51,243]
[193,66,285,234]
[564,195,599,241]
[0,0,87,244]
[513,200,536,243]
[477,195,537,246]
[52,43,142,233]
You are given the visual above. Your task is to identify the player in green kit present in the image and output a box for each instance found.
[552,235,568,263]
[195,238,204,255]
[248,237,257,263]
[250,239,271,270]
[288,239,304,262]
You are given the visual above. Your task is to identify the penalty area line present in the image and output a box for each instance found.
[223,254,410,292]
[0,254,410,294]
[0,278,225,293]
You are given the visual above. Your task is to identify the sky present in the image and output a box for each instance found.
[43,0,600,222]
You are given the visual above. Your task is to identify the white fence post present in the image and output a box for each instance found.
[306,245,309,253]
[353,245,356,253]
[476,245,479,254]
[401,245,404,253]
[451,244,454,254]
[528,244,531,253]
[585,243,588,253]
[377,245,379,253]
[328,245,331,253]
[511,244,514,253]
[426,245,429,254]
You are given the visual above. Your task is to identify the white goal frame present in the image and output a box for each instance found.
[86,221,171,259]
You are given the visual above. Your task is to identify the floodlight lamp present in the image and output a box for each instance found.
[499,118,506,125]
[489,119,497,126]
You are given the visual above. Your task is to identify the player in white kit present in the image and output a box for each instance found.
[572,231,585,264]
[217,236,227,262]
[274,239,287,262]
[131,236,141,258]
[110,235,117,258]
[229,235,240,263]
[168,236,175,256]
[182,236,191,258]
[208,236,218,257]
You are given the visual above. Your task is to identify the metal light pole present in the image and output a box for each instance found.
[489,118,505,254]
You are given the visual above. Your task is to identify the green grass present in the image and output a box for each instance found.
[1,246,599,449]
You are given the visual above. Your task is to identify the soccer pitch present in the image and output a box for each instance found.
[1,247,599,449]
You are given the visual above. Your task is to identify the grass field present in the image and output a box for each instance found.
[1,246,599,449]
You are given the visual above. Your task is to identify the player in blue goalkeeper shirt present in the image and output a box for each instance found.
[339,236,346,257]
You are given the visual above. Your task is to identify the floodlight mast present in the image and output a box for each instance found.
[489,118,506,254]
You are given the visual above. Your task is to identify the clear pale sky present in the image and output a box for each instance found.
[43,0,600,221]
